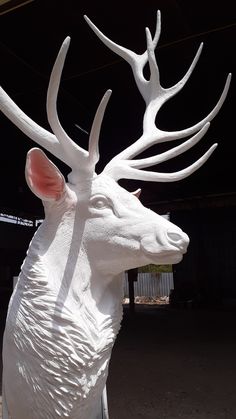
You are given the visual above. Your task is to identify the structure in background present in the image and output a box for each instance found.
[124,271,173,301]
[123,264,173,314]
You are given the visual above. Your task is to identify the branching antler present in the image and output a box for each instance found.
[0,37,111,182]
[85,11,231,182]
[0,12,231,185]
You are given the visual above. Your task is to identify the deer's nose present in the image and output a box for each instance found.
[166,230,189,253]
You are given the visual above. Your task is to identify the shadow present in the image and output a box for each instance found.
[53,209,86,317]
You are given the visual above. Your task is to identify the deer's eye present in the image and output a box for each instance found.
[90,195,111,210]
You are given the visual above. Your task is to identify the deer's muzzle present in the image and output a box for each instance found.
[140,226,189,262]
[166,229,189,254]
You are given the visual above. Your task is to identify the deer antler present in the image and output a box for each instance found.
[0,37,111,182]
[85,11,231,182]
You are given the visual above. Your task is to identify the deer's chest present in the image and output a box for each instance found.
[3,287,120,418]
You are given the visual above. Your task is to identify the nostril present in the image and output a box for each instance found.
[167,231,182,243]
[166,230,189,252]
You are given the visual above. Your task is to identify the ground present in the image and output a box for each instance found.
[1,304,236,418]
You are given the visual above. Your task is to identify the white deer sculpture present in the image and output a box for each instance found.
[1,11,230,419]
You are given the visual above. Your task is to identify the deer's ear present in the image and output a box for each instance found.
[25,148,66,201]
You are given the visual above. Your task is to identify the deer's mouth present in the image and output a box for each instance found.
[142,249,184,265]
[140,237,185,264]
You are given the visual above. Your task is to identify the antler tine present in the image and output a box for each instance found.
[103,123,214,179]
[46,36,89,170]
[0,35,110,178]
[0,86,68,164]
[142,32,204,133]
[109,71,230,165]
[88,89,112,167]
[84,12,161,102]
[47,36,113,178]
[67,90,111,184]
[0,37,90,172]
[105,143,218,183]
[121,123,211,170]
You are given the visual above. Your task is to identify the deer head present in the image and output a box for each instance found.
[0,12,231,275]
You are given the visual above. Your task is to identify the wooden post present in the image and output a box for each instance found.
[128,268,138,315]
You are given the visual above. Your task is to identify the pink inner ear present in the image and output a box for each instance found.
[26,149,65,200]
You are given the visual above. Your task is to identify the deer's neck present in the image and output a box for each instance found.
[13,215,124,414]
[21,211,124,308]
[19,213,124,355]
